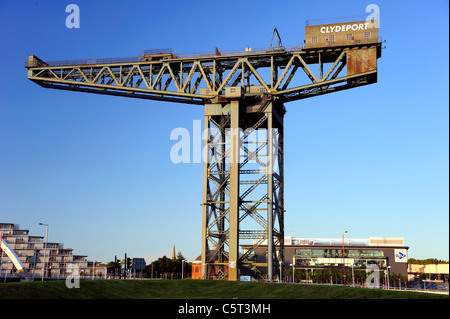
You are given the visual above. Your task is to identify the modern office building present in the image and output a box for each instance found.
[242,236,409,281]
[0,223,106,280]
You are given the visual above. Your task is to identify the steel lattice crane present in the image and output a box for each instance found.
[25,20,382,282]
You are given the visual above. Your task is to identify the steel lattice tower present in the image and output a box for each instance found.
[201,96,285,281]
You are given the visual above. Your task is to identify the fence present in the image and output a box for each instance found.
[25,45,305,68]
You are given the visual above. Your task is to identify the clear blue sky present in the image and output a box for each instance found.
[0,0,448,264]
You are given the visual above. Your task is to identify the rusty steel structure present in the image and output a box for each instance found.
[25,20,382,281]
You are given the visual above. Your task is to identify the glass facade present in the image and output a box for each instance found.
[294,248,387,269]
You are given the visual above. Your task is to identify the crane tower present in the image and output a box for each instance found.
[25,18,381,281]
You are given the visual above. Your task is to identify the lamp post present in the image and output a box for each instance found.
[290,263,295,283]
[182,259,186,279]
[342,230,348,286]
[32,248,37,280]
[351,263,355,287]
[38,223,49,281]
[279,261,283,283]
[386,265,391,289]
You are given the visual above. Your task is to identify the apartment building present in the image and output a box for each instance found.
[0,223,106,280]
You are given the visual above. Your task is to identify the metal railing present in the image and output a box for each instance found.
[24,45,305,68]
[278,280,449,294]
[305,37,382,49]
[143,48,173,55]
[25,56,143,67]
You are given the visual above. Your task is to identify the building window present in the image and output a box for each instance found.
[364,32,371,39]
[347,34,353,41]
[329,35,335,42]
[311,37,318,44]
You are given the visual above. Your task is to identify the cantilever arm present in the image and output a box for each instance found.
[25,41,381,105]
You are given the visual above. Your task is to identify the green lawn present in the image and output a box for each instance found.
[0,279,448,299]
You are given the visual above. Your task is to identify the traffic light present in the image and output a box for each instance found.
[114,255,121,269]
[113,255,121,279]
[126,257,132,270]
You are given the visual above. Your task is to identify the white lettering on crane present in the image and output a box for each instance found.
[320,22,370,33]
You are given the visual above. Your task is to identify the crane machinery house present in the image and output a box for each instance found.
[305,20,379,48]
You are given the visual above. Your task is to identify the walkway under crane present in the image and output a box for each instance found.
[25,24,382,282]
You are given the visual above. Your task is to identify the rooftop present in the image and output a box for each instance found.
[249,236,406,248]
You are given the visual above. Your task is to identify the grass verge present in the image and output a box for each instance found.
[0,279,448,299]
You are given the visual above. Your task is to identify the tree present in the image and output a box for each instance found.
[144,253,192,279]
[175,251,184,260]
[408,258,448,265]
[106,259,121,277]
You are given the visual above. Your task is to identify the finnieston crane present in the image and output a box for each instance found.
[25,19,382,282]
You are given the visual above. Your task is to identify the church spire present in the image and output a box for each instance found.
[172,244,176,260]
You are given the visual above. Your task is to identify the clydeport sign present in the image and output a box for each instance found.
[320,22,371,33]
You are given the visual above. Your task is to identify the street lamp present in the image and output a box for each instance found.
[38,223,49,281]
[290,263,295,283]
[351,263,355,287]
[342,230,348,286]
[182,259,186,279]
[279,261,283,283]
[386,265,391,289]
